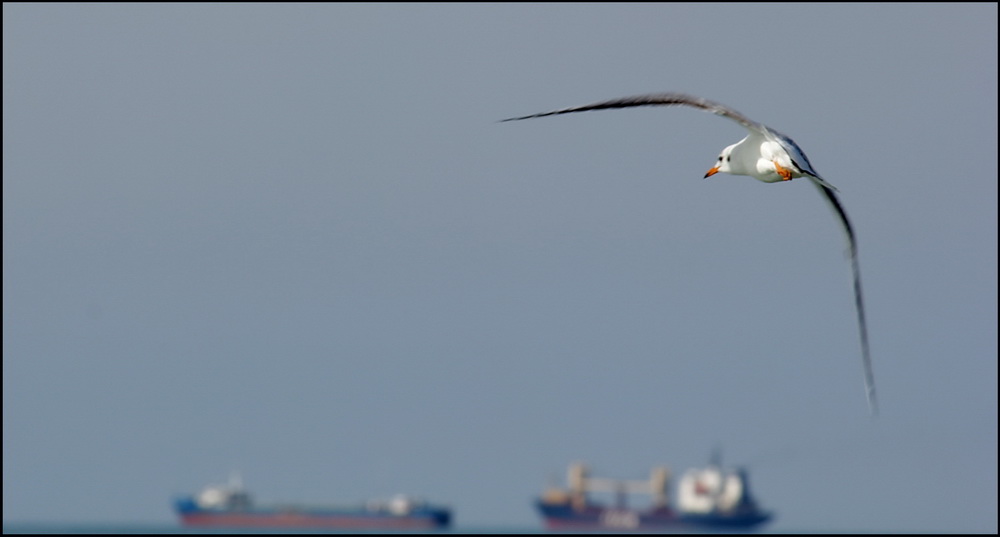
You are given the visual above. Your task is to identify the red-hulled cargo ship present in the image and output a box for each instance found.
[174,474,451,529]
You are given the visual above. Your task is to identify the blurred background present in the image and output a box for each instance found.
[4,3,997,532]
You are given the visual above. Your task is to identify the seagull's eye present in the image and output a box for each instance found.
[718,156,723,161]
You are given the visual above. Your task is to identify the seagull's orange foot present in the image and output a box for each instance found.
[773,160,793,181]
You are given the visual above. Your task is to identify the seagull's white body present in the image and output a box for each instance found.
[502,92,877,416]
[717,130,814,183]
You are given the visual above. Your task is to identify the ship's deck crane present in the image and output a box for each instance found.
[561,462,670,510]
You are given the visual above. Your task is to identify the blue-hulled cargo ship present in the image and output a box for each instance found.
[536,455,772,531]
[174,474,451,529]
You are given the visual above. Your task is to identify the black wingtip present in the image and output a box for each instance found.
[498,114,542,123]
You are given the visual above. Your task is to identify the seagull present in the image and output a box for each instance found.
[501,92,877,416]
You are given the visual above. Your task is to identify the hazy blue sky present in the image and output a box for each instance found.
[4,3,996,533]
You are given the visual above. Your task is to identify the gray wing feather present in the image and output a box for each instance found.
[500,92,767,132]
[808,177,878,416]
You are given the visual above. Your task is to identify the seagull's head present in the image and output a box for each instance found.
[704,144,737,178]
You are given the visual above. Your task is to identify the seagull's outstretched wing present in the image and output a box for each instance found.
[503,92,878,416]
[808,178,878,416]
[500,92,767,133]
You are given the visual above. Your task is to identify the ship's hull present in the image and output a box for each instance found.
[537,501,771,532]
[175,499,451,529]
[677,511,772,529]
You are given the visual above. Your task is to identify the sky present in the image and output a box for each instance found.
[3,3,997,533]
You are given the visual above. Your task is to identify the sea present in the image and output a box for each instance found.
[3,524,554,534]
[1,523,829,534]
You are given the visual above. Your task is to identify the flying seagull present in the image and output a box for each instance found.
[501,92,877,416]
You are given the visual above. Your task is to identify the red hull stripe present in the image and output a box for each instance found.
[180,513,442,529]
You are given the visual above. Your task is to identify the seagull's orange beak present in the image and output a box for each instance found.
[704,166,720,178]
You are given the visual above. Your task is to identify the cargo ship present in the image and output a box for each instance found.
[174,473,451,529]
[536,454,772,531]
